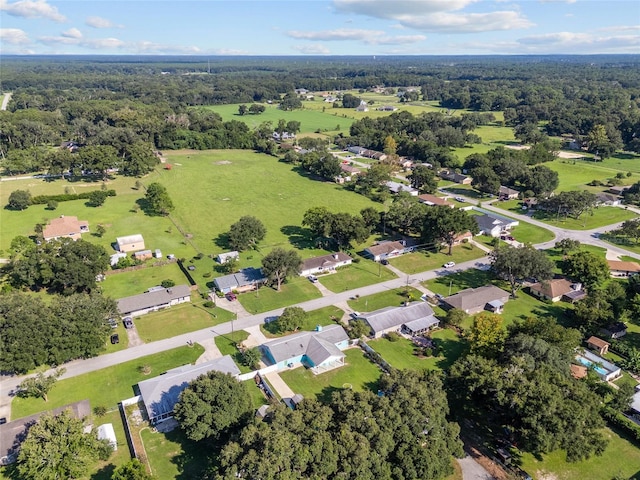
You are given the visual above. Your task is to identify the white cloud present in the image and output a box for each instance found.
[85,16,120,29]
[132,41,203,54]
[61,28,82,39]
[38,34,126,50]
[538,0,577,3]
[0,27,30,44]
[0,0,66,22]
[332,0,532,33]
[292,44,331,54]
[287,28,425,45]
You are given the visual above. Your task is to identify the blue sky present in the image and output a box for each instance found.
[1,0,638,55]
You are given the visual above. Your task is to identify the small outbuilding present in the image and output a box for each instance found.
[586,336,610,356]
[217,251,240,264]
[116,234,145,253]
[97,423,117,451]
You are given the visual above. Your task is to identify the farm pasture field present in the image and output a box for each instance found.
[547,157,640,191]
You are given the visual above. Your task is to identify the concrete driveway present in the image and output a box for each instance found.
[457,456,495,480]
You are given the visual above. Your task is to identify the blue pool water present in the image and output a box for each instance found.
[576,356,608,376]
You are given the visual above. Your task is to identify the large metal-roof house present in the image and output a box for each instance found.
[441,285,509,315]
[138,356,241,424]
[262,325,349,374]
[360,302,439,338]
[213,267,266,294]
[116,284,191,317]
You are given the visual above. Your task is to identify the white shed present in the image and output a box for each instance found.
[97,423,117,451]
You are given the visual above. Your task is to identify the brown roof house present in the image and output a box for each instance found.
[586,336,610,356]
[364,240,414,262]
[300,252,352,277]
[43,215,89,242]
[440,170,472,185]
[570,364,588,380]
[441,285,510,315]
[529,278,586,303]
[499,186,520,200]
[418,194,454,208]
[608,260,640,277]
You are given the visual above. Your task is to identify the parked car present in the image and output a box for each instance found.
[123,317,134,329]
[307,275,318,283]
[351,311,362,319]
[107,318,118,329]
[380,259,389,265]
[454,196,465,202]
[110,333,120,344]
[0,417,6,425]
[225,293,237,301]
[443,261,456,268]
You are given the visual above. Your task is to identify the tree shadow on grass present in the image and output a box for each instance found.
[166,429,218,480]
[213,232,231,250]
[90,464,115,480]
[433,335,467,370]
[432,269,495,292]
[280,225,316,250]
[135,197,154,216]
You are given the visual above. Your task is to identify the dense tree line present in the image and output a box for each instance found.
[0,291,117,373]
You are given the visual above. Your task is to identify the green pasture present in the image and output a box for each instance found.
[387,243,486,275]
[548,158,640,191]
[11,345,204,419]
[100,262,189,299]
[519,427,640,480]
[318,258,397,292]
[201,103,354,135]
[347,287,423,313]
[278,348,381,403]
[134,302,233,343]
[532,205,636,230]
[238,277,322,314]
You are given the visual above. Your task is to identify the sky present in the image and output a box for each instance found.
[0,0,639,56]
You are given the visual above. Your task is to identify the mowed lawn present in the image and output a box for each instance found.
[279,348,381,402]
[261,305,344,337]
[100,262,190,299]
[548,157,640,191]
[520,427,640,480]
[11,345,204,418]
[150,149,378,258]
[388,244,486,275]
[319,258,397,291]
[201,103,355,134]
[532,205,637,230]
[238,277,322,314]
[347,287,424,313]
[134,302,234,343]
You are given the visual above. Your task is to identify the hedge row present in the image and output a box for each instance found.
[31,190,116,205]
[601,406,640,443]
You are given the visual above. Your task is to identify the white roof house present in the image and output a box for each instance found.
[217,251,240,264]
[97,423,117,451]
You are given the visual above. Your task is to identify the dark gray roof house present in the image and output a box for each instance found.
[213,267,266,293]
[442,285,510,315]
[361,302,439,338]
[138,356,240,424]
[1,400,91,465]
[117,284,191,317]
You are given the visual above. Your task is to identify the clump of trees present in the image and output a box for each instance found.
[273,306,307,333]
[0,292,117,374]
[489,244,554,298]
[302,206,370,250]
[144,182,174,215]
[227,216,266,251]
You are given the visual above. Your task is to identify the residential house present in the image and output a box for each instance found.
[364,240,413,262]
[441,285,510,315]
[607,260,640,277]
[347,146,367,155]
[385,181,418,196]
[440,170,472,185]
[262,325,350,374]
[0,400,91,465]
[116,234,145,253]
[607,186,630,195]
[600,322,628,339]
[133,250,153,261]
[294,88,308,95]
[595,192,622,206]
[272,132,296,141]
[360,302,439,338]
[138,356,240,424]
[217,251,240,264]
[340,164,362,177]
[586,336,610,356]
[377,105,398,111]
[355,101,369,112]
[499,186,520,200]
[300,252,352,277]
[418,194,454,208]
[528,278,585,303]
[474,212,519,237]
[117,284,191,317]
[523,198,538,210]
[213,267,266,294]
[43,215,89,242]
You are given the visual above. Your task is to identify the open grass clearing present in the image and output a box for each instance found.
[238,277,322,314]
[388,243,486,275]
[519,427,640,480]
[134,301,234,343]
[141,427,212,480]
[318,258,397,292]
[11,345,204,419]
[279,348,381,403]
[600,232,640,256]
[261,305,344,338]
[347,286,423,313]
[531,206,637,230]
[548,157,640,191]
[100,262,189,299]
[544,244,607,274]
[214,330,250,372]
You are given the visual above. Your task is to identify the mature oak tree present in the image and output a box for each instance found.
[275,306,307,333]
[228,216,266,251]
[422,206,479,255]
[562,250,610,290]
[7,189,32,210]
[144,182,174,216]
[490,244,554,298]
[261,248,301,291]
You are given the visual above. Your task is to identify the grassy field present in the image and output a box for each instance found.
[11,345,204,418]
[100,263,190,299]
[347,287,423,313]
[279,348,381,402]
[141,427,212,480]
[318,258,397,292]
[600,232,640,255]
[238,278,322,314]
[548,157,640,191]
[532,206,636,230]
[388,244,486,275]
[202,103,355,135]
[261,305,344,337]
[519,427,640,480]
[134,301,234,343]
